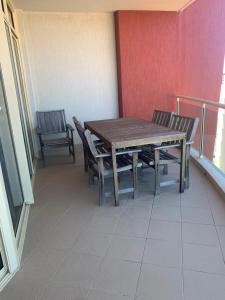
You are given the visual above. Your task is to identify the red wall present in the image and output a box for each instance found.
[115,1,225,158]
[115,11,179,119]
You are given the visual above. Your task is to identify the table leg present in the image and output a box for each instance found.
[180,138,186,193]
[112,147,119,206]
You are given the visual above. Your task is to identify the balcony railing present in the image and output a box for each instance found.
[176,95,225,177]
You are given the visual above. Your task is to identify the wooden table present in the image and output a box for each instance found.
[85,117,186,206]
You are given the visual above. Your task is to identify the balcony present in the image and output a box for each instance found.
[1,148,225,300]
[0,0,225,298]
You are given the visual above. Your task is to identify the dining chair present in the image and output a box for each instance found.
[36,109,75,166]
[84,130,142,205]
[139,115,199,194]
[145,110,176,174]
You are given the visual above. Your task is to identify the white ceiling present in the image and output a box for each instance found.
[12,0,194,12]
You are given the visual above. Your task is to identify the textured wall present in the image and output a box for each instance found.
[178,0,225,159]
[17,12,119,147]
[115,11,178,120]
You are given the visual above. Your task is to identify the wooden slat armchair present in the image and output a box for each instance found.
[84,130,142,206]
[36,109,75,166]
[144,109,176,175]
[139,115,199,194]
[73,117,104,173]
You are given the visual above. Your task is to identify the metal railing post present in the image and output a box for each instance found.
[176,97,180,115]
[200,104,206,158]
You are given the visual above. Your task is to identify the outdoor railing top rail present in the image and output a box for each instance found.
[176,95,225,109]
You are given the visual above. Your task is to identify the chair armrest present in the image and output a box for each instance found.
[94,140,105,146]
[96,152,111,158]
[66,124,74,131]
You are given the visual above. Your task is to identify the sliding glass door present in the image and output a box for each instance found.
[0,67,24,234]
[4,22,34,177]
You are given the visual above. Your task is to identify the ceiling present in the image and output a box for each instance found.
[12,0,194,12]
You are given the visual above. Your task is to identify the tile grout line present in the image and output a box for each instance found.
[207,197,225,265]
[133,193,155,299]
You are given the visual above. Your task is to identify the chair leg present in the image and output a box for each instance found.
[185,145,190,189]
[84,149,89,173]
[163,164,168,175]
[71,143,76,163]
[185,160,190,189]
[41,145,45,167]
[154,149,160,195]
[88,166,94,185]
[98,159,105,206]
[132,152,138,199]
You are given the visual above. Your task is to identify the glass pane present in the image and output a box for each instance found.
[12,34,35,162]
[212,107,225,174]
[5,23,34,176]
[179,101,202,151]
[0,68,24,234]
[204,106,219,161]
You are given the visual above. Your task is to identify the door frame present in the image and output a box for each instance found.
[0,4,34,291]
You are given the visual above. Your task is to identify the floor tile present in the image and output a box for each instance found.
[181,207,214,225]
[181,193,210,208]
[127,193,153,208]
[211,207,225,226]
[40,284,88,300]
[87,215,119,234]
[115,215,149,238]
[182,223,219,246]
[123,205,151,220]
[107,236,145,262]
[184,270,225,300]
[72,231,112,257]
[143,239,182,268]
[154,194,180,207]
[148,220,181,241]
[87,290,133,300]
[216,226,225,258]
[52,253,102,289]
[94,258,141,297]
[137,264,183,300]
[183,243,225,275]
[151,206,181,222]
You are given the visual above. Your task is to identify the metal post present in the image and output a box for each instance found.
[200,104,206,158]
[176,97,180,115]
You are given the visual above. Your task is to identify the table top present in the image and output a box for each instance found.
[84,117,186,149]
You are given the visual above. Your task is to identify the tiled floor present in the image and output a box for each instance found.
[1,147,225,300]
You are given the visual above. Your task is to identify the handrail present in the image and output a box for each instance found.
[176,95,225,158]
[176,95,225,109]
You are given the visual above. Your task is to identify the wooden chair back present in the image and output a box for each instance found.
[152,110,175,127]
[36,109,66,134]
[84,130,98,162]
[169,115,199,142]
[73,117,89,150]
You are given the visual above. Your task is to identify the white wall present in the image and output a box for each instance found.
[16,11,119,147]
